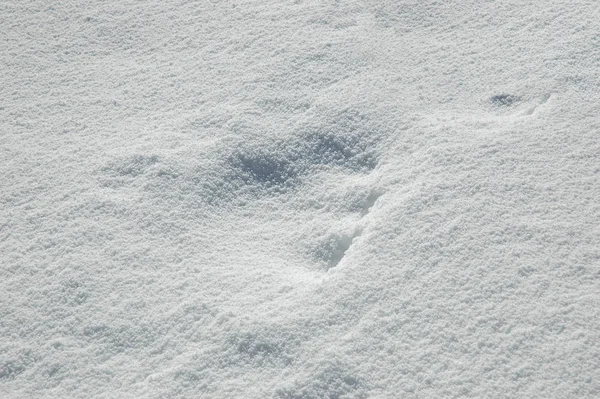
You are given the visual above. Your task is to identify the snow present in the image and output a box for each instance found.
[1,0,599,397]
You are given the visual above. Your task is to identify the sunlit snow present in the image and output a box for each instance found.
[1,1,599,398]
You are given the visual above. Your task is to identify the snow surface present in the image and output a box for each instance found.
[2,0,600,398]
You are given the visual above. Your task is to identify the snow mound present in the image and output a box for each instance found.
[2,0,599,398]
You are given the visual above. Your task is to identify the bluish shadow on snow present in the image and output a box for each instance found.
[313,231,360,271]
[202,110,380,204]
[490,94,520,107]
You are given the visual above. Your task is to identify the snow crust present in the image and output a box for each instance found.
[1,0,599,397]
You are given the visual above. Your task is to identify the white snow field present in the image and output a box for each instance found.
[2,0,600,398]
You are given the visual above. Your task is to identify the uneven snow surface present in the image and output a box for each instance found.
[2,1,600,398]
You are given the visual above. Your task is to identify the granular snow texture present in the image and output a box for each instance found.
[1,1,599,398]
